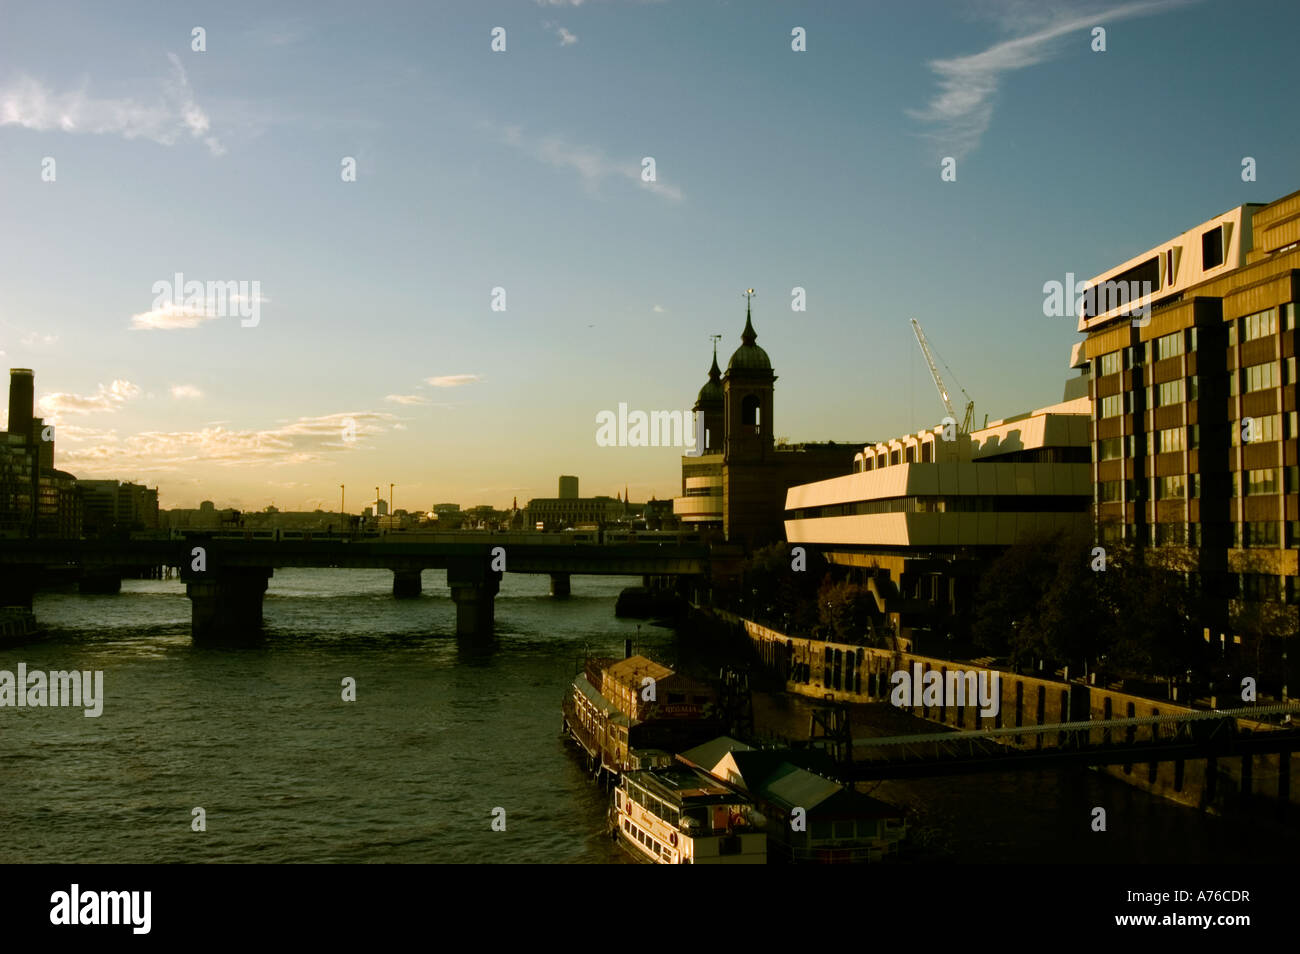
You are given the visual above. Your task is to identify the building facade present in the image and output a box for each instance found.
[783,396,1094,649]
[1078,190,1299,637]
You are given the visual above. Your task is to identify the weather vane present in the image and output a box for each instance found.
[743,288,756,307]
[709,333,721,358]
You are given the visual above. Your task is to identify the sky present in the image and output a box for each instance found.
[2,0,1297,511]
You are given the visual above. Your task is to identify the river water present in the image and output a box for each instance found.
[1,569,1293,863]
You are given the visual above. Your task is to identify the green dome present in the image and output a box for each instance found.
[727,308,771,371]
[697,350,724,405]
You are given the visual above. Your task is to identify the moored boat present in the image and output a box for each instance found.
[562,652,725,780]
[611,764,766,864]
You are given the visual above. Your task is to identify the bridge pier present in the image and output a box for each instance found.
[185,567,273,643]
[79,570,122,595]
[450,579,499,637]
[447,559,502,638]
[393,569,422,598]
[549,573,571,598]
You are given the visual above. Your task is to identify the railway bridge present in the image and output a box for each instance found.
[0,532,709,640]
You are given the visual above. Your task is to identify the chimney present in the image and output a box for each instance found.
[624,638,632,659]
[7,369,34,444]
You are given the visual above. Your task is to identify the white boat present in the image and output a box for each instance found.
[611,764,766,864]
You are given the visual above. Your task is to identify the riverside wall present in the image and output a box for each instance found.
[715,610,1296,814]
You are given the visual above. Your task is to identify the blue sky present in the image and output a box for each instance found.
[2,0,1297,510]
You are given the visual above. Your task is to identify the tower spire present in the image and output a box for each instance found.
[742,288,757,345]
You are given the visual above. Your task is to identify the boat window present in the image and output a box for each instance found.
[834,821,854,840]
[811,821,832,841]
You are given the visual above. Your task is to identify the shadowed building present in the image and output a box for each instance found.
[674,301,865,550]
[2,368,80,538]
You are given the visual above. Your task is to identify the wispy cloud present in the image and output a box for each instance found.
[543,21,580,45]
[21,332,59,348]
[0,53,224,155]
[910,0,1194,158]
[38,380,141,419]
[131,302,218,330]
[483,121,684,201]
[385,393,430,405]
[652,305,664,313]
[54,411,399,473]
[170,384,203,399]
[130,290,268,330]
[426,374,482,388]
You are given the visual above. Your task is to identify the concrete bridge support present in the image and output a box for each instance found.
[393,569,422,598]
[79,570,122,595]
[549,573,571,598]
[186,567,273,643]
[450,579,500,637]
[447,560,502,638]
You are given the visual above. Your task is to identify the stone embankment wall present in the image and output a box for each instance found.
[719,611,1296,813]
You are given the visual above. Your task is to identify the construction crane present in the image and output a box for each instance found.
[910,318,976,433]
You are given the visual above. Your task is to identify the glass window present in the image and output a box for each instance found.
[1156,475,1186,499]
[1242,309,1277,341]
[1100,394,1123,419]
[1099,351,1122,376]
[1097,437,1123,460]
[1246,469,1279,495]
[1098,481,1124,503]
[1243,361,1279,392]
[1157,428,1184,453]
[1157,380,1184,406]
[1243,523,1280,548]
[1156,332,1183,360]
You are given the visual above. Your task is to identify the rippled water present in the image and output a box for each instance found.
[2,569,1294,864]
[1,570,653,863]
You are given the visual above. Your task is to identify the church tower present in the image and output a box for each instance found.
[723,293,775,465]
[692,340,725,454]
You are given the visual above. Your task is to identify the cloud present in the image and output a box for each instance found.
[170,384,202,399]
[426,374,481,388]
[483,121,684,201]
[131,302,219,330]
[53,410,400,473]
[385,393,430,405]
[556,26,579,45]
[37,379,141,418]
[21,332,59,347]
[909,0,1194,158]
[0,53,224,155]
[652,305,664,313]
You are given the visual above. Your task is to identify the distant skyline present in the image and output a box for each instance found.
[3,0,1298,510]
